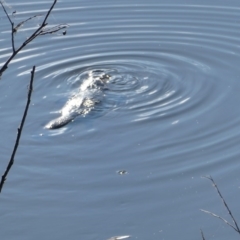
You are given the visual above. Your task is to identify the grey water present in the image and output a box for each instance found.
[1,0,240,239]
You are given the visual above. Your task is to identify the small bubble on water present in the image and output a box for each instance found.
[117,170,128,175]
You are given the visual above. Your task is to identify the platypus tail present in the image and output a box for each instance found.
[45,115,74,129]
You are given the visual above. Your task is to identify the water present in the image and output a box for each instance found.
[1,0,240,239]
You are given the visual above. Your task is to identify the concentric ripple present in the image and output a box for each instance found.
[35,57,215,129]
[15,2,239,141]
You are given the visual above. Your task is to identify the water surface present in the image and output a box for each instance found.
[1,0,240,239]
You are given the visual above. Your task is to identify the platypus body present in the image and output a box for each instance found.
[45,71,110,129]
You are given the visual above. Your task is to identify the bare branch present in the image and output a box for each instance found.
[200,229,206,240]
[0,66,35,193]
[201,176,240,234]
[0,0,68,78]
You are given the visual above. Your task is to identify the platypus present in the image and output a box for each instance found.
[45,71,110,129]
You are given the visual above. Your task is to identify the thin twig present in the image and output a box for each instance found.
[0,1,13,25]
[39,24,68,35]
[200,229,206,240]
[0,0,15,52]
[200,209,239,233]
[41,0,57,27]
[201,176,240,234]
[0,66,35,193]
[13,14,42,33]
